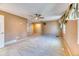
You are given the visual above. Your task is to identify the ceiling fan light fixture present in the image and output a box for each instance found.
[35,17,38,20]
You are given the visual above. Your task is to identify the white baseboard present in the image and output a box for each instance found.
[5,40,17,45]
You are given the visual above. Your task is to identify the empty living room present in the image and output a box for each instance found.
[0,3,78,56]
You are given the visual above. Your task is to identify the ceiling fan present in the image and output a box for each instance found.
[30,14,44,20]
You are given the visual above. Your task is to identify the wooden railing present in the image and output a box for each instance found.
[58,3,78,37]
[59,3,78,55]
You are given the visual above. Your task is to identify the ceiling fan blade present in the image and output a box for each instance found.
[29,14,44,20]
[40,17,44,19]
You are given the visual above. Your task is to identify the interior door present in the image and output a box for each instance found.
[0,15,4,48]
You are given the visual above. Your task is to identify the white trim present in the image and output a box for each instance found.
[44,15,61,20]
[78,19,79,44]
[5,40,17,45]
[66,19,77,20]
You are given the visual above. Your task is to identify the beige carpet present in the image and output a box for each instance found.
[0,35,64,56]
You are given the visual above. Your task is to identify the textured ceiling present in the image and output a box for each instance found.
[0,3,69,21]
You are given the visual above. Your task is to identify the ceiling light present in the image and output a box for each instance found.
[35,17,38,20]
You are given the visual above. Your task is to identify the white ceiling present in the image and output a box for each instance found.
[0,3,69,21]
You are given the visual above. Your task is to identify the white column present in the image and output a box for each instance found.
[0,15,4,48]
[27,23,32,35]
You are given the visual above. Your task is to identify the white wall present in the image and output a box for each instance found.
[43,21,59,36]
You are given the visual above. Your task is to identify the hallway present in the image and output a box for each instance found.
[0,35,64,56]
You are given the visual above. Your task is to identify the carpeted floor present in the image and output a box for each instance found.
[0,35,64,56]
